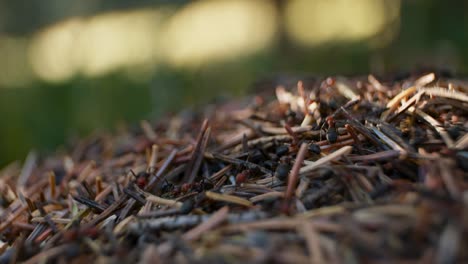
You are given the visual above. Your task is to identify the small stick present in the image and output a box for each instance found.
[114,215,135,234]
[283,143,308,209]
[0,204,28,233]
[231,135,291,153]
[84,194,127,228]
[123,187,146,205]
[145,194,183,208]
[348,150,400,162]
[340,107,380,145]
[12,221,35,231]
[297,80,312,118]
[335,80,359,100]
[31,217,72,224]
[261,125,314,135]
[319,137,354,151]
[301,221,325,264]
[48,171,56,199]
[385,86,417,111]
[370,126,408,159]
[73,196,107,212]
[25,197,36,212]
[414,72,435,87]
[147,144,159,174]
[95,184,112,202]
[386,90,424,122]
[377,122,415,152]
[78,160,96,182]
[138,200,152,215]
[34,227,54,245]
[300,146,353,176]
[211,153,273,176]
[189,126,211,183]
[299,205,346,219]
[146,149,178,191]
[215,130,256,152]
[119,149,178,222]
[205,191,253,207]
[95,176,103,195]
[249,192,284,203]
[295,178,309,198]
[355,174,374,192]
[301,114,314,127]
[209,165,233,181]
[419,87,468,103]
[284,124,299,146]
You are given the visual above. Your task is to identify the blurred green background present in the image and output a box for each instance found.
[0,0,467,166]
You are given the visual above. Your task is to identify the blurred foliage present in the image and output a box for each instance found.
[0,0,467,166]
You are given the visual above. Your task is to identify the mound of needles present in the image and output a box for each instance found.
[1,73,467,263]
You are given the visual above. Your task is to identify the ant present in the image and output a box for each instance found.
[319,115,338,143]
[129,170,149,189]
